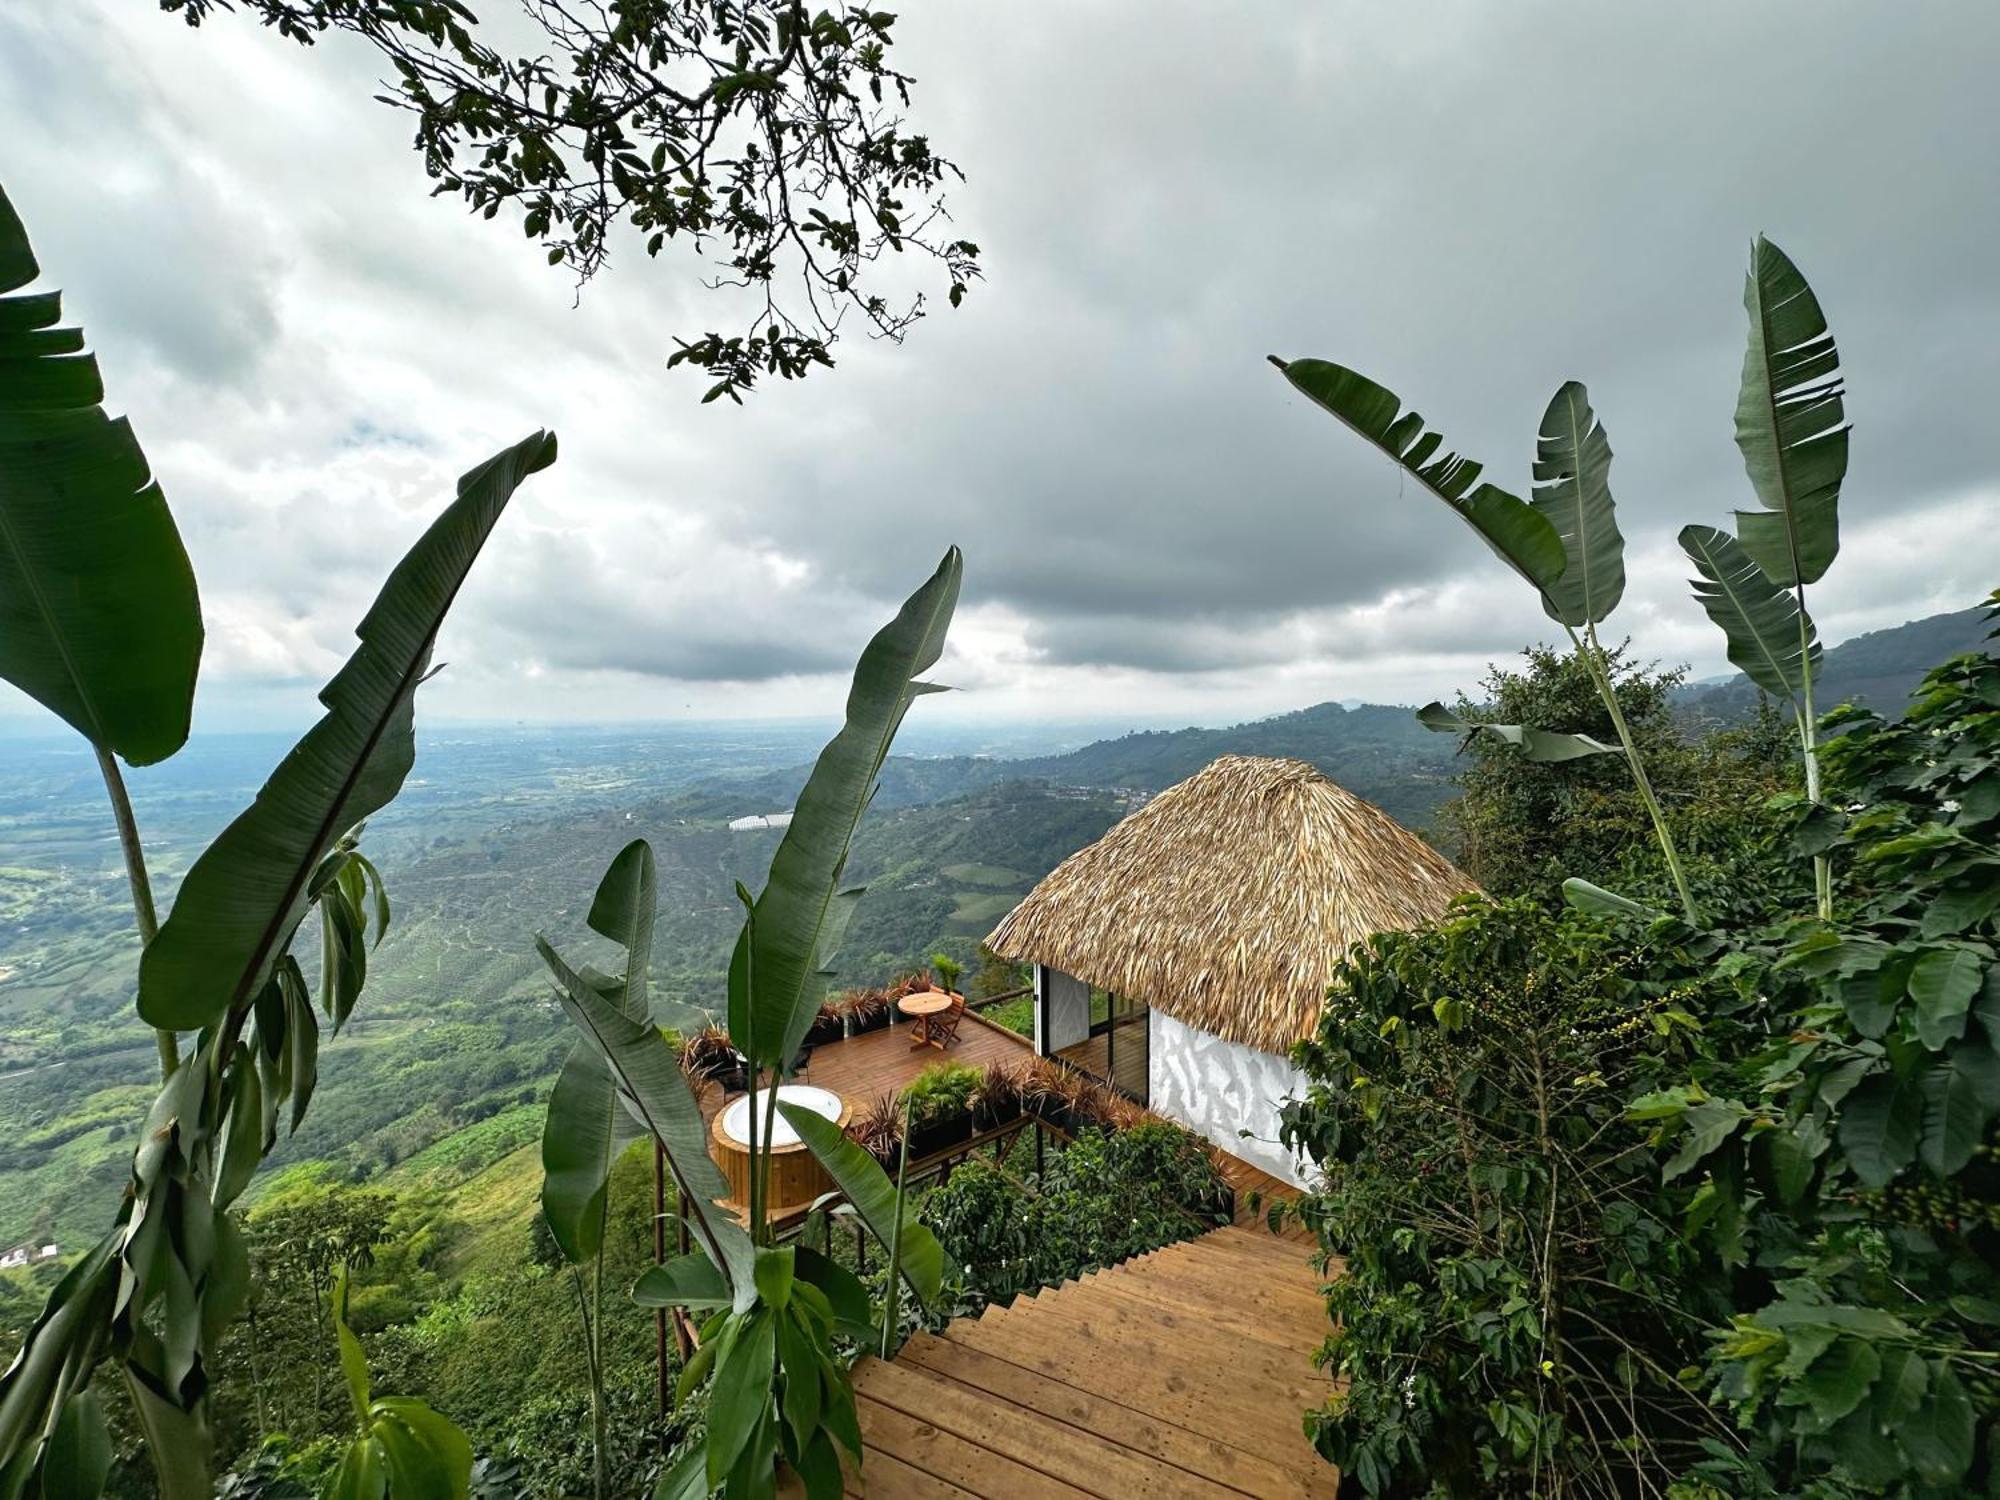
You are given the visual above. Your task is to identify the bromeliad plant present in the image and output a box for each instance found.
[0,180,555,1496]
[1271,235,1850,927]
[533,552,963,1499]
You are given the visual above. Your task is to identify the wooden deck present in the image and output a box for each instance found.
[693,1012,1034,1132]
[846,1223,1339,1497]
[693,1013,1306,1231]
[802,1011,1036,1102]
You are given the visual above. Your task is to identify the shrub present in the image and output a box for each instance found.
[923,1121,1231,1308]
[1282,896,1730,1495]
[903,1061,982,1128]
[1649,623,2000,1496]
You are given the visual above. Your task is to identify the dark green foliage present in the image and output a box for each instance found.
[903,1063,981,1129]
[1648,608,2000,1495]
[1290,609,2000,1497]
[922,1124,1231,1308]
[162,0,978,401]
[1435,643,1799,906]
[322,1269,472,1500]
[1280,897,1729,1495]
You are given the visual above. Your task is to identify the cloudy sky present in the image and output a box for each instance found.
[4,2,1997,733]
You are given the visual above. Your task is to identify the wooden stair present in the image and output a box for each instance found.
[845,1226,1340,1497]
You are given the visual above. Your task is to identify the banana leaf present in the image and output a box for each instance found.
[778,1100,950,1307]
[1680,524,1820,710]
[1734,235,1845,587]
[728,548,961,1071]
[1530,381,1625,627]
[1269,356,1567,602]
[585,838,656,1021]
[541,938,756,1307]
[539,840,659,1261]
[1417,702,1616,762]
[0,183,201,766]
[137,431,557,1031]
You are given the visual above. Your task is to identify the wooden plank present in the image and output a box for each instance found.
[943,1312,1317,1456]
[989,1281,1314,1367]
[857,1396,1096,1498]
[1208,1227,1327,1267]
[1179,1228,1321,1274]
[1135,1238,1326,1296]
[842,1448,979,1499]
[898,1334,1329,1500]
[857,1356,1243,1499]
[978,1296,1328,1408]
[1081,1277,1331,1357]
[1106,1253,1327,1321]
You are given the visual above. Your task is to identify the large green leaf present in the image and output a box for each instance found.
[0,183,201,765]
[1908,947,1983,1049]
[539,841,658,1262]
[1530,381,1625,626]
[137,432,557,1031]
[1919,1060,1985,1175]
[728,548,961,1070]
[1270,356,1567,601]
[1679,525,1821,710]
[1417,702,1616,762]
[586,838,656,1021]
[540,937,756,1305]
[1840,1070,1922,1187]
[1734,235,1845,587]
[540,1044,645,1264]
[0,1233,117,1483]
[777,1100,950,1308]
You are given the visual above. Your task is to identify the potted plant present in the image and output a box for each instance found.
[804,1000,845,1046]
[970,1060,1024,1133]
[835,987,891,1037]
[850,1090,905,1169]
[904,1060,980,1157]
[678,1026,745,1095]
[1022,1057,1086,1133]
[929,950,964,995]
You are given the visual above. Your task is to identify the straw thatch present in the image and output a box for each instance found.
[986,755,1476,1055]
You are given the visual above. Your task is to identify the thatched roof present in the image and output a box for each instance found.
[987,755,1476,1055]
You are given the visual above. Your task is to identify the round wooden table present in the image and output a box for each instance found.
[897,989,956,1050]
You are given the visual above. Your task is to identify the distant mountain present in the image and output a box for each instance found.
[1682,605,1994,723]
[667,699,1461,830]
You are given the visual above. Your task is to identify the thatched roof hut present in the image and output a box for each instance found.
[987,754,1476,1055]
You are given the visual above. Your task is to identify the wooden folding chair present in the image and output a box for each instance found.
[929,992,966,1049]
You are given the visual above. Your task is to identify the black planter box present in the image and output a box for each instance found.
[972,1098,1022,1134]
[907,1113,972,1159]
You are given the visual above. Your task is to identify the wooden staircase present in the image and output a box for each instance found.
[845,1226,1341,1497]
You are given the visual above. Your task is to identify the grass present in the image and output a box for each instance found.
[985,996,1033,1036]
[948,891,1016,926]
[940,862,1023,887]
[387,1103,545,1188]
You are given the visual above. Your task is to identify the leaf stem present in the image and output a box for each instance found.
[1796,587,1831,920]
[880,1094,913,1360]
[95,745,180,1078]
[1574,627,1700,925]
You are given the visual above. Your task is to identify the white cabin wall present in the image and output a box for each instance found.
[1147,1009,1313,1188]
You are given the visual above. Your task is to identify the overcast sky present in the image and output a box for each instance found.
[4,2,1997,733]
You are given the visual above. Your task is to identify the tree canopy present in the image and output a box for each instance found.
[162,0,981,401]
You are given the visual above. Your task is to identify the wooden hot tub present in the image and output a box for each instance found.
[711,1085,852,1220]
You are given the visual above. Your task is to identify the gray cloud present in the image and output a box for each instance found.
[1,0,1995,727]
